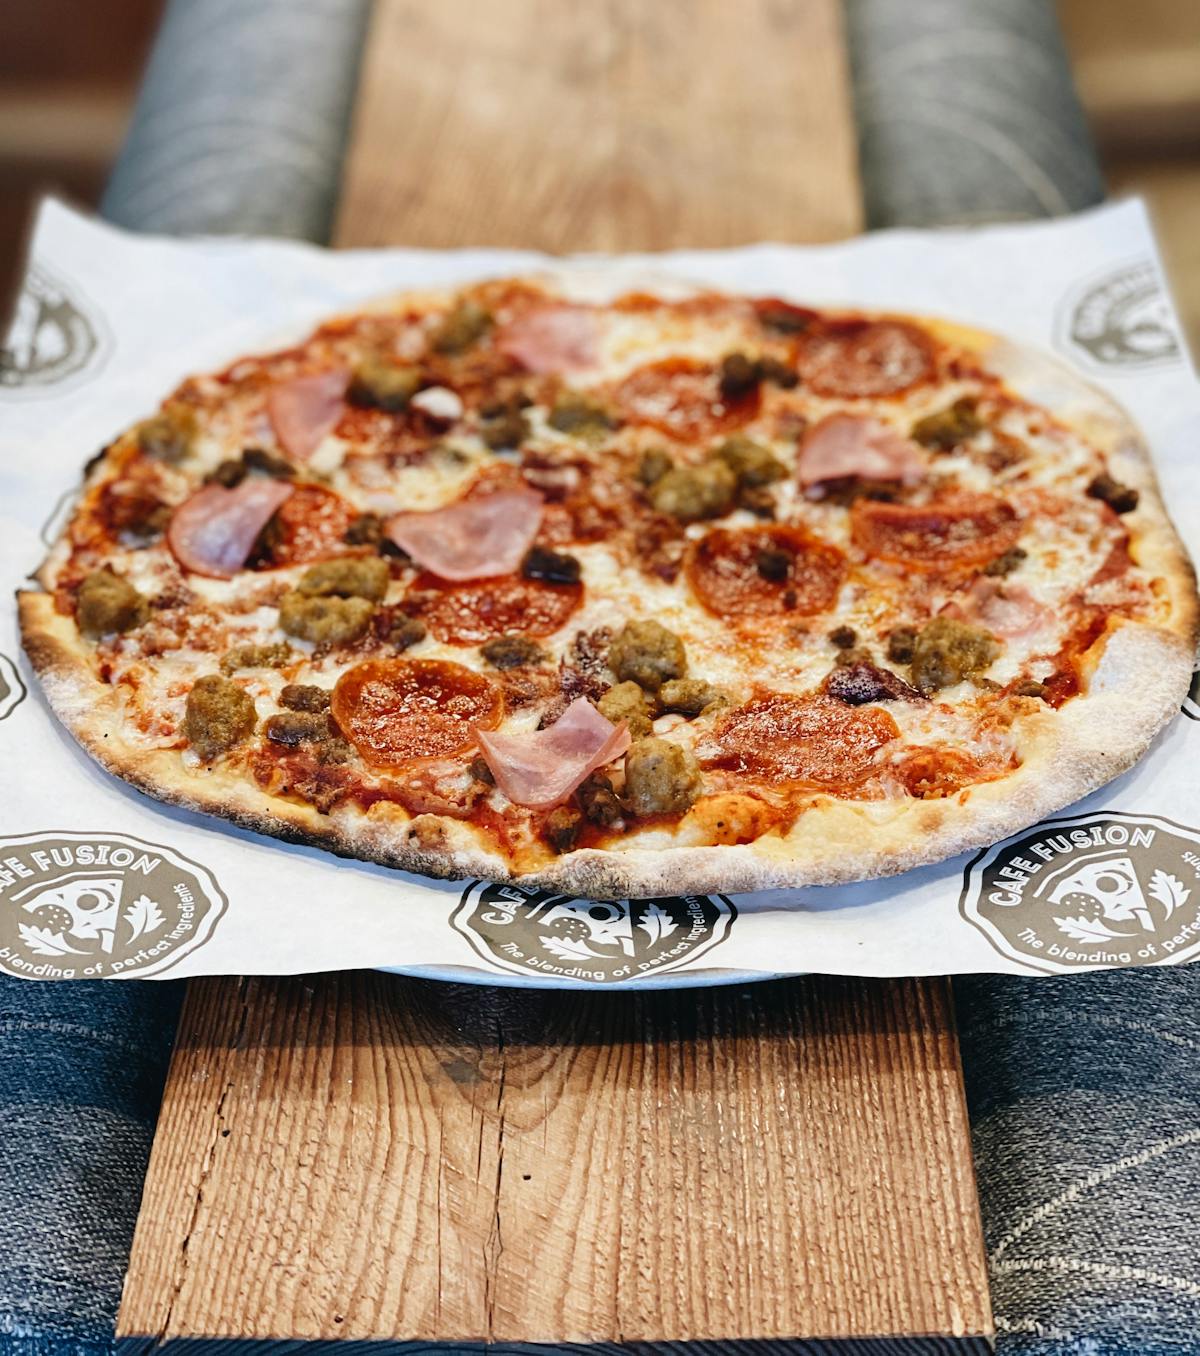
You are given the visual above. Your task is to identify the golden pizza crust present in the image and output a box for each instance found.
[17,286,1200,900]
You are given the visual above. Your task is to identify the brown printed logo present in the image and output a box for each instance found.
[1183,669,1200,723]
[452,883,735,983]
[1058,260,1181,372]
[0,831,226,979]
[0,652,26,723]
[1,264,109,395]
[960,812,1200,973]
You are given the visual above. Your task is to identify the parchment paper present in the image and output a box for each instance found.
[2,198,1197,986]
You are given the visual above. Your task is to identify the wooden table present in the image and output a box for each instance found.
[117,3,993,1350]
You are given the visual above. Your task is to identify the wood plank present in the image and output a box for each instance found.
[336,0,862,250]
[119,974,990,1349]
[119,1,992,1349]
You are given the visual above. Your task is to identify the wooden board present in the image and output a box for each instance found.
[119,974,990,1350]
[118,1,993,1349]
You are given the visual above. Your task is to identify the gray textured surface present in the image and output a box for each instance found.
[845,0,1105,227]
[102,0,373,242]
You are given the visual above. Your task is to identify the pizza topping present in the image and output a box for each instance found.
[577,772,623,826]
[797,414,925,492]
[615,357,759,439]
[908,617,998,692]
[295,556,390,602]
[609,620,686,691]
[1014,678,1049,700]
[380,612,427,651]
[167,478,294,579]
[800,319,934,398]
[497,303,599,374]
[714,435,787,489]
[136,405,197,462]
[1087,472,1139,514]
[333,658,501,768]
[910,398,983,451]
[410,386,464,425]
[184,675,257,761]
[548,392,618,437]
[407,571,583,645]
[475,697,630,809]
[597,681,654,738]
[825,660,922,705]
[896,747,1009,800]
[623,737,703,816]
[264,711,333,746]
[207,447,296,488]
[543,806,584,853]
[709,695,899,787]
[649,460,737,522]
[253,484,357,567]
[886,625,918,663]
[756,298,817,334]
[851,494,1020,571]
[385,488,543,581]
[75,568,149,638]
[687,525,846,618]
[636,448,673,486]
[479,395,532,450]
[718,352,761,400]
[221,642,293,674]
[982,545,1027,577]
[346,358,422,412]
[659,678,728,717]
[955,576,1050,639]
[279,683,331,712]
[481,634,547,669]
[431,299,492,354]
[521,545,582,585]
[267,369,349,462]
[278,593,375,646]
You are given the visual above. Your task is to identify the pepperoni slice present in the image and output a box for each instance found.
[331,658,502,768]
[254,483,356,567]
[851,495,1020,572]
[687,525,845,618]
[707,695,899,789]
[614,357,759,440]
[800,319,934,398]
[404,571,583,645]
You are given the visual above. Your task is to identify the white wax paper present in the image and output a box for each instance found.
[2,198,1198,986]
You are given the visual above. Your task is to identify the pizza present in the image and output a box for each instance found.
[19,272,1198,898]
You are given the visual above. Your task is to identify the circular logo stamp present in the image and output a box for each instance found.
[451,883,735,983]
[1057,259,1180,372]
[1182,669,1200,723]
[960,812,1200,973]
[1,264,109,396]
[0,652,26,723]
[0,831,227,979]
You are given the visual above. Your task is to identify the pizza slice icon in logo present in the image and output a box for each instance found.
[1045,852,1155,933]
[22,876,125,954]
[532,896,637,960]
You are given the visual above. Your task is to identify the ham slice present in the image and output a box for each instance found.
[167,479,293,579]
[957,577,1050,639]
[497,304,599,374]
[475,698,631,809]
[385,488,543,581]
[797,413,926,490]
[267,369,348,462]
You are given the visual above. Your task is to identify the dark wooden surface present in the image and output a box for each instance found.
[117,2,993,1349]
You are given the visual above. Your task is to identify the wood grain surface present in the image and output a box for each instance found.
[336,0,862,250]
[118,1,992,1349]
[119,975,990,1351]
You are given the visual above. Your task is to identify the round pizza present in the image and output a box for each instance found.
[19,273,1198,898]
